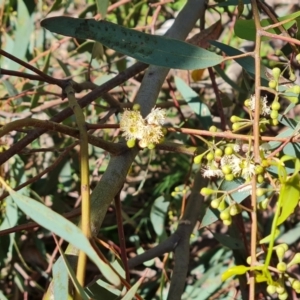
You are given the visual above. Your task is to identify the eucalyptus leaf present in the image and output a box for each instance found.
[174,76,212,129]
[41,17,223,70]
[5,186,121,286]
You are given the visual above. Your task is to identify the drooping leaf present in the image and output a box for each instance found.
[55,245,89,300]
[31,51,51,108]
[150,196,169,238]
[3,184,121,287]
[85,279,121,299]
[96,0,109,19]
[210,40,269,86]
[212,232,244,250]
[52,257,70,300]
[276,173,300,226]
[174,76,212,129]
[259,229,280,244]
[121,276,143,300]
[235,11,300,41]
[40,17,223,70]
[9,0,34,71]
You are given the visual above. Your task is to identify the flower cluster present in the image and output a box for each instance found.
[201,153,256,182]
[246,95,271,116]
[120,107,166,148]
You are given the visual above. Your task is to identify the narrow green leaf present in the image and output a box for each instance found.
[31,51,51,108]
[4,186,121,286]
[41,17,223,70]
[259,229,280,244]
[276,173,300,226]
[46,0,64,14]
[10,0,34,71]
[52,257,70,300]
[96,0,109,19]
[212,232,244,250]
[56,246,89,300]
[150,196,169,237]
[85,279,121,299]
[174,76,212,129]
[221,265,249,281]
[210,41,269,86]
[121,277,143,300]
[235,11,300,41]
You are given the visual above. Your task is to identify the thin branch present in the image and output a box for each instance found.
[0,62,148,165]
[0,68,48,82]
[0,49,64,87]
[250,0,262,298]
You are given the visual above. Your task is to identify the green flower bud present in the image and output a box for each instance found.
[246,256,251,265]
[277,262,287,272]
[271,101,281,111]
[232,123,240,131]
[257,174,264,184]
[287,253,300,268]
[244,99,251,107]
[292,280,300,290]
[270,110,279,119]
[266,285,276,295]
[255,165,264,175]
[230,115,243,123]
[271,119,279,126]
[276,246,286,261]
[276,286,285,295]
[272,67,281,81]
[220,208,231,221]
[293,85,300,94]
[223,219,232,226]
[222,165,232,175]
[278,292,288,300]
[194,154,204,164]
[200,187,215,196]
[296,53,300,63]
[229,204,241,216]
[258,198,269,210]
[224,146,234,155]
[256,188,266,197]
[127,139,136,148]
[268,80,277,89]
[206,152,214,161]
[215,148,223,157]
[133,103,141,111]
[225,174,234,181]
[211,197,222,209]
[209,125,217,132]
[217,198,227,211]
[148,143,156,150]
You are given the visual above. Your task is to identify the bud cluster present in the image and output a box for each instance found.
[263,244,300,299]
[120,105,166,149]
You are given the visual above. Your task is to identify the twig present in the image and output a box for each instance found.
[250,0,262,298]
[0,49,64,87]
[0,62,148,165]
